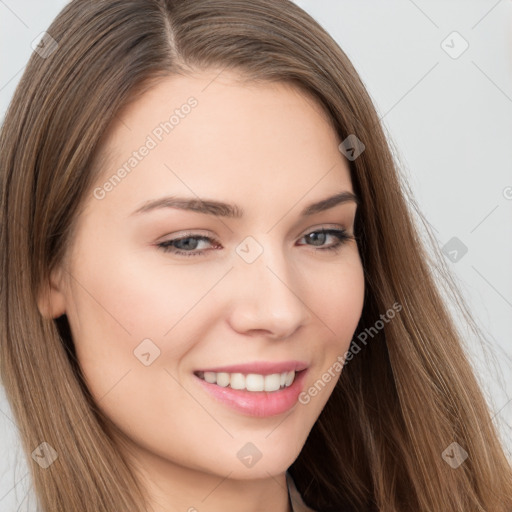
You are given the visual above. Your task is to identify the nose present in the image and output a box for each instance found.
[226,239,312,339]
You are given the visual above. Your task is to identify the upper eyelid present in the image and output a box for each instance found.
[160,223,351,240]
[158,226,351,249]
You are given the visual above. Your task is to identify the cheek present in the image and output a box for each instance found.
[66,242,220,348]
[307,253,365,346]
[293,258,364,414]
[63,249,207,447]
[300,252,365,390]
[63,240,238,422]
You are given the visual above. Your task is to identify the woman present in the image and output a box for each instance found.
[0,1,511,511]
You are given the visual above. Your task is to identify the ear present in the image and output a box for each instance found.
[37,266,67,319]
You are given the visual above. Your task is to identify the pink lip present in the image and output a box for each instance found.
[193,368,309,417]
[194,360,308,375]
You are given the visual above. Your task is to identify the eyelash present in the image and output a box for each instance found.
[156,228,354,258]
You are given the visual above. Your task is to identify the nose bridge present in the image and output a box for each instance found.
[227,234,310,337]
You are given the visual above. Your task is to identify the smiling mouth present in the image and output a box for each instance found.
[194,370,303,392]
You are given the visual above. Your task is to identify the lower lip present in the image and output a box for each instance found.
[193,370,308,417]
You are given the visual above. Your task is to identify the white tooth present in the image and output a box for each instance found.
[284,371,295,387]
[245,373,264,392]
[204,372,217,384]
[230,373,246,390]
[202,370,296,391]
[264,374,281,392]
[216,372,230,387]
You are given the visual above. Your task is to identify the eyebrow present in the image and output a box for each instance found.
[131,190,359,218]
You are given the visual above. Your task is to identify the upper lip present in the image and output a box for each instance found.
[194,361,308,375]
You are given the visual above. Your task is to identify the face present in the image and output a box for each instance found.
[44,70,364,489]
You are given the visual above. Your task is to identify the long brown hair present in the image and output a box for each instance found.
[1,1,510,510]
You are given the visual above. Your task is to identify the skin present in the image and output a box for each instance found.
[40,69,365,512]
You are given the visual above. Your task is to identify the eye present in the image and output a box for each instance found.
[156,228,354,258]
[297,228,353,253]
[157,234,219,257]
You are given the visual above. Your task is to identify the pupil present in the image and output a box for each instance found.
[176,237,199,250]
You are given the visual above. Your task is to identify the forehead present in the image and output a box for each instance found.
[86,70,353,218]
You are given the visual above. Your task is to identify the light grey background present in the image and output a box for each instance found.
[1,1,511,509]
